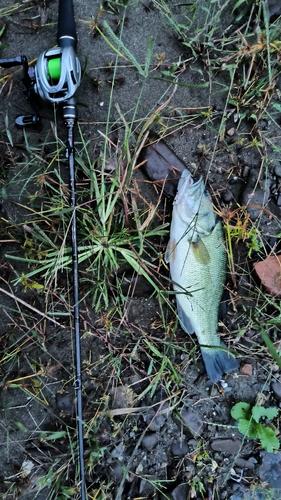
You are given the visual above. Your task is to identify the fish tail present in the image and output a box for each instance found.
[200,344,239,382]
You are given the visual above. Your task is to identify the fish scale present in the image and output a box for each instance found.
[166,169,239,382]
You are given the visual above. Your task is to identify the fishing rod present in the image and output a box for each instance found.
[0,1,86,498]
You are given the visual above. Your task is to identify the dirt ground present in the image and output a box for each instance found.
[1,0,281,499]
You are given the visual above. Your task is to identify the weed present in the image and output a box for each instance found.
[231,401,279,452]
[222,204,263,262]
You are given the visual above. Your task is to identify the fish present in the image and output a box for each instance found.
[165,169,239,382]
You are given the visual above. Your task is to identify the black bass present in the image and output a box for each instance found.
[165,169,239,382]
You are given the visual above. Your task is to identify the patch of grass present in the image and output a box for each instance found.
[5,126,169,312]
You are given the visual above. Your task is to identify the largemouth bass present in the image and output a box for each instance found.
[165,169,239,382]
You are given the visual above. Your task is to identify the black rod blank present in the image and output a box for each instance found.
[63,98,86,500]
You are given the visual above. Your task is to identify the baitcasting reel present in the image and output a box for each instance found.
[34,46,81,104]
[0,0,81,127]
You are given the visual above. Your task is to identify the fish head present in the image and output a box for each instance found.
[173,169,217,240]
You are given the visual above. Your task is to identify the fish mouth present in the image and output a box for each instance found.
[175,169,207,206]
[187,176,205,198]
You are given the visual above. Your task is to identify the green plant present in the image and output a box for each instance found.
[231,401,279,452]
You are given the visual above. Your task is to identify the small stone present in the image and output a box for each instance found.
[111,442,125,460]
[171,438,189,456]
[253,255,281,297]
[241,171,270,220]
[141,433,158,451]
[227,127,236,136]
[139,477,157,496]
[234,457,255,470]
[229,485,254,500]
[56,392,74,414]
[107,461,123,481]
[259,451,281,489]
[180,408,203,437]
[257,119,269,131]
[242,165,251,178]
[271,381,281,400]
[211,438,242,453]
[20,460,34,478]
[248,456,258,465]
[276,192,281,206]
[142,402,169,431]
[241,363,253,376]
[220,491,228,500]
[188,438,198,450]
[221,188,233,203]
[273,163,281,178]
[135,462,143,474]
[171,483,190,500]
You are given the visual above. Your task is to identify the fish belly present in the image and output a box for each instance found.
[171,221,226,346]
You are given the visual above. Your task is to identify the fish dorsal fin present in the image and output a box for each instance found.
[191,239,210,264]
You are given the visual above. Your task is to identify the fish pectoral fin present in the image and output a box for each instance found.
[165,238,176,264]
[191,238,210,264]
[176,301,195,335]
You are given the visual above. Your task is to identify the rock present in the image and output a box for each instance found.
[229,485,259,500]
[56,392,74,414]
[271,381,281,400]
[273,162,281,178]
[107,461,123,481]
[234,457,255,470]
[221,188,233,203]
[142,401,169,431]
[211,438,242,453]
[276,191,281,207]
[171,483,190,500]
[253,255,281,297]
[141,433,158,451]
[240,363,253,376]
[139,137,186,198]
[259,451,281,490]
[241,171,270,220]
[180,408,203,437]
[257,119,269,131]
[227,127,236,136]
[135,462,143,474]
[171,438,189,456]
[139,477,157,496]
[110,442,125,460]
[242,165,251,178]
[187,439,198,449]
[269,0,281,18]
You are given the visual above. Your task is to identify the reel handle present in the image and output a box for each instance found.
[57,0,77,49]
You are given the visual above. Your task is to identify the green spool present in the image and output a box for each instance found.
[48,57,61,80]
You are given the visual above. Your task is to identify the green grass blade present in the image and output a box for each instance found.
[259,327,281,370]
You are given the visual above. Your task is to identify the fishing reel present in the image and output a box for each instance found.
[0,46,81,127]
[35,46,81,104]
[0,0,81,127]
